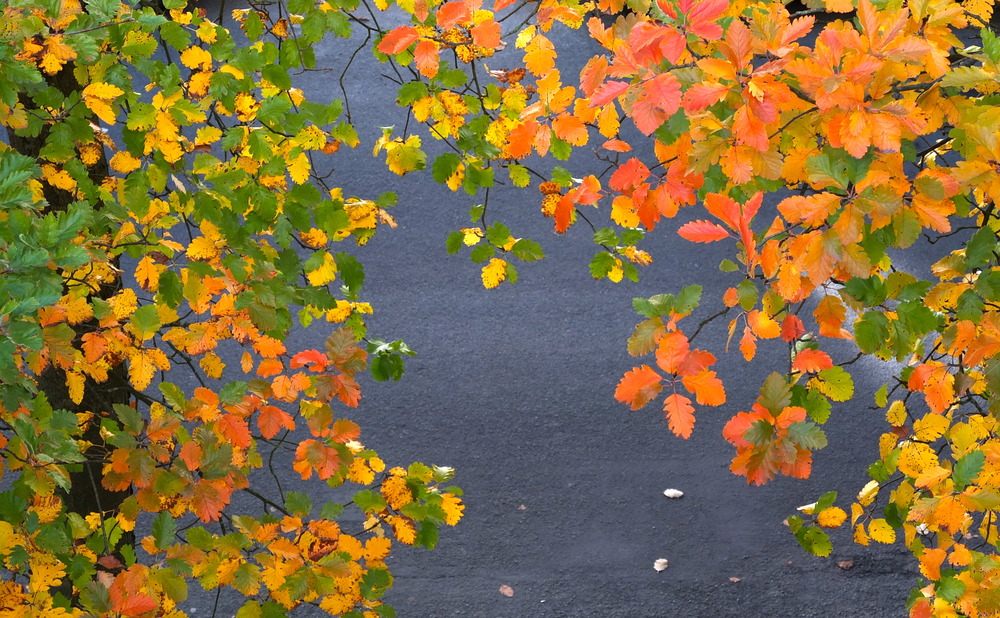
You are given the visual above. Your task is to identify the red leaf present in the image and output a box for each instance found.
[677,220,729,243]
[780,314,806,342]
[377,26,420,55]
[554,194,574,233]
[683,83,729,112]
[436,1,470,28]
[615,365,663,410]
[579,56,608,98]
[294,439,342,480]
[290,349,329,371]
[663,393,696,439]
[471,19,502,48]
[792,349,834,373]
[217,413,252,448]
[589,80,630,107]
[609,157,650,192]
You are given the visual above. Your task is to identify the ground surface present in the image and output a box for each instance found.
[282,9,922,617]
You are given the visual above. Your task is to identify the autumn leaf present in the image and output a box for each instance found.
[378,26,420,54]
[615,365,663,410]
[663,393,696,438]
[678,220,730,243]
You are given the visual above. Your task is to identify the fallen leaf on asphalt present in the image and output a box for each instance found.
[499,585,514,597]
[729,577,741,583]
[653,558,669,572]
[837,560,854,570]
[662,488,684,499]
[518,504,526,510]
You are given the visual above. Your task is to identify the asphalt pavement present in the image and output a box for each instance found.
[273,12,922,617]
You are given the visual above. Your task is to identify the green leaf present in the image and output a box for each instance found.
[787,422,827,450]
[469,243,495,263]
[511,238,544,262]
[151,511,177,551]
[854,311,890,354]
[285,491,312,516]
[627,318,664,356]
[446,231,464,255]
[795,525,833,557]
[432,152,461,184]
[508,164,530,187]
[936,575,966,603]
[954,451,985,490]
[674,285,702,316]
[813,367,854,402]
[485,222,511,246]
[965,226,996,269]
[759,373,792,414]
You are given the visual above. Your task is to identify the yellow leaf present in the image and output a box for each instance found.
[857,479,879,506]
[200,352,226,379]
[187,235,222,261]
[39,35,76,75]
[898,441,939,478]
[129,350,156,390]
[886,400,906,426]
[59,293,93,325]
[817,506,847,528]
[109,151,142,174]
[461,227,483,245]
[65,371,85,405]
[180,46,213,70]
[288,152,311,184]
[306,251,338,287]
[878,432,898,460]
[109,288,138,321]
[81,81,123,124]
[135,255,163,292]
[481,258,507,289]
[853,522,870,546]
[868,518,896,544]
[851,502,864,524]
[441,493,464,525]
[913,412,950,442]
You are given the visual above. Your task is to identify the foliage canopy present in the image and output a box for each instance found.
[3,0,1000,613]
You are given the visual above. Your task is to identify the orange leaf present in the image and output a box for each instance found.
[436,1,470,27]
[601,139,632,152]
[256,358,284,378]
[258,405,295,439]
[553,194,574,233]
[552,113,588,146]
[377,26,420,55]
[471,19,501,48]
[217,414,252,448]
[331,418,361,443]
[740,325,757,361]
[792,349,834,373]
[780,314,806,342]
[678,220,729,243]
[655,331,690,374]
[414,40,440,78]
[663,393,696,439]
[681,369,726,406]
[614,365,663,410]
[190,480,227,522]
[179,441,202,471]
[294,439,342,480]
[290,349,329,371]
